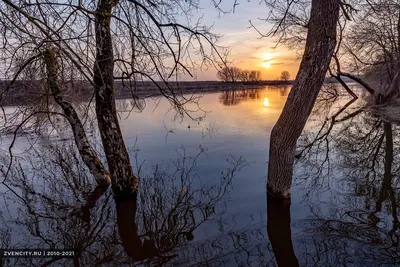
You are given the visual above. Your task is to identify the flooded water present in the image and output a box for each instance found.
[1,85,400,266]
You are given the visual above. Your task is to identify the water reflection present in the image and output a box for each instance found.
[219,89,260,106]
[219,87,289,107]
[267,196,299,266]
[2,85,400,266]
[295,88,400,265]
[263,98,270,107]
[0,143,276,266]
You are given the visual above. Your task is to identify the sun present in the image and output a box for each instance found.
[261,52,276,68]
[262,61,271,68]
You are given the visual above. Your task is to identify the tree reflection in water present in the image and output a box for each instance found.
[295,87,400,265]
[0,144,276,266]
[267,195,299,267]
[4,85,400,266]
[219,89,260,106]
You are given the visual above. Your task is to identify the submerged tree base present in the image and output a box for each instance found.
[113,185,139,199]
[267,184,291,199]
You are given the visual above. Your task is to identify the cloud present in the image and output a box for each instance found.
[274,55,297,61]
[270,62,284,65]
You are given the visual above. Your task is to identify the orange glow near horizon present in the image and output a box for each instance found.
[230,49,299,80]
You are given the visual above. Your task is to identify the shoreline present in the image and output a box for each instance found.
[0,80,294,106]
[119,80,294,98]
[0,79,346,106]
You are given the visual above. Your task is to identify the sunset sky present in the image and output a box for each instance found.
[192,1,302,81]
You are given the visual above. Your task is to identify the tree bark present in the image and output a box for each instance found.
[94,0,137,196]
[43,49,111,187]
[267,0,340,198]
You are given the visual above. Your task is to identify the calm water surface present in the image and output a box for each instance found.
[0,85,399,266]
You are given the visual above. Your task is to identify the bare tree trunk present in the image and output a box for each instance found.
[43,49,111,187]
[94,0,137,195]
[267,0,340,198]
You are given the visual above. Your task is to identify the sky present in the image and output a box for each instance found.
[190,1,302,81]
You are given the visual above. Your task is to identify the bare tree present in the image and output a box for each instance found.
[217,66,242,82]
[93,0,137,195]
[240,69,251,81]
[267,0,341,198]
[280,71,290,81]
[343,1,400,102]
[0,0,226,195]
[217,67,261,82]
[44,49,111,187]
[249,70,262,82]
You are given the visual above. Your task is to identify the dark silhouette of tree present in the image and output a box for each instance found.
[217,67,261,82]
[240,70,251,81]
[249,70,262,82]
[280,71,290,82]
[217,66,242,82]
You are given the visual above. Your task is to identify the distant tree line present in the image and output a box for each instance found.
[217,67,261,83]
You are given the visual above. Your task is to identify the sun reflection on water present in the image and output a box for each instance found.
[263,97,269,107]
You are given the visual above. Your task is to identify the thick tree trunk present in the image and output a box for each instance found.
[94,0,137,196]
[43,49,111,187]
[267,0,340,198]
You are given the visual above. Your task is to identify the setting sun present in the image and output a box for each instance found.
[262,61,271,68]
[261,52,277,69]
